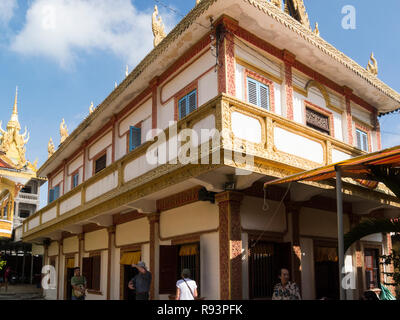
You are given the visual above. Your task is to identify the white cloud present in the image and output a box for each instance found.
[0,0,18,25]
[10,0,176,68]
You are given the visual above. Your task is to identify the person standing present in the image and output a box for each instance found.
[272,268,301,300]
[71,267,87,300]
[128,261,152,300]
[176,269,198,300]
[4,267,11,292]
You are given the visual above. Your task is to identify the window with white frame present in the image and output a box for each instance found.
[356,128,368,152]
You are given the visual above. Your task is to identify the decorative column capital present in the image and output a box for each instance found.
[342,86,353,98]
[107,225,116,234]
[149,76,160,88]
[147,212,160,224]
[215,191,243,205]
[283,50,296,65]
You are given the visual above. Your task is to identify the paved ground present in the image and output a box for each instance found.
[0,284,44,300]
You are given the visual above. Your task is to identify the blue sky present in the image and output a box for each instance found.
[0,0,399,208]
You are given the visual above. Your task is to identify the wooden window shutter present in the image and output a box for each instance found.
[129,126,141,152]
[259,84,270,110]
[82,257,93,289]
[188,90,197,114]
[247,78,258,106]
[159,245,178,294]
[92,255,101,291]
[53,185,60,200]
[179,96,187,119]
[49,189,55,203]
[95,154,107,174]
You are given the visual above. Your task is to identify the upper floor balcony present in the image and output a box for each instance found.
[22,94,393,241]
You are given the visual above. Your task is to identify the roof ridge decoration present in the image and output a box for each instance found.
[366,52,378,77]
[152,5,167,47]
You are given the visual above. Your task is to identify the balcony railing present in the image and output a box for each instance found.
[18,192,39,201]
[22,94,368,239]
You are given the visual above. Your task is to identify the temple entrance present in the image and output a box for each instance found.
[119,250,141,300]
[314,245,339,300]
[248,241,292,299]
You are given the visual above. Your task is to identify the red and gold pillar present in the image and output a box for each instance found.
[215,191,243,300]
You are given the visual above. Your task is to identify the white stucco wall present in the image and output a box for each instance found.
[274,127,324,164]
[241,197,286,232]
[200,232,220,300]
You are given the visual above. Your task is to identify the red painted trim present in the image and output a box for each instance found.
[86,123,112,147]
[243,68,275,113]
[304,100,335,137]
[87,131,112,161]
[160,48,210,106]
[158,32,212,85]
[116,87,152,123]
[82,141,87,183]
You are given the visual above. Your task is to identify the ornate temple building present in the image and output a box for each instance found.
[21,0,400,300]
[0,88,45,283]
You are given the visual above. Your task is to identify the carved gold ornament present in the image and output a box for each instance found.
[126,65,129,77]
[196,0,201,5]
[366,52,378,76]
[60,118,69,144]
[0,87,30,168]
[48,138,55,158]
[313,22,320,36]
[152,5,167,47]
[89,101,95,114]
[271,0,282,9]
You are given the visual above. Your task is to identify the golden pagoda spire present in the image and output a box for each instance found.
[7,86,20,130]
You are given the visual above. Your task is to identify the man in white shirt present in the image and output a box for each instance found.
[176,269,198,300]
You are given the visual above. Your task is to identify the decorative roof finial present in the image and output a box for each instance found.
[366,52,378,76]
[196,0,201,5]
[7,86,21,131]
[48,138,55,158]
[152,5,166,47]
[60,119,69,144]
[126,65,129,77]
[13,86,18,115]
[313,22,320,36]
[89,101,95,114]
[115,81,118,89]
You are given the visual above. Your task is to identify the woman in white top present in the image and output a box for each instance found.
[176,269,198,300]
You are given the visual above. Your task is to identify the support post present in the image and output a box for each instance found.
[335,166,345,300]
[30,252,34,284]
